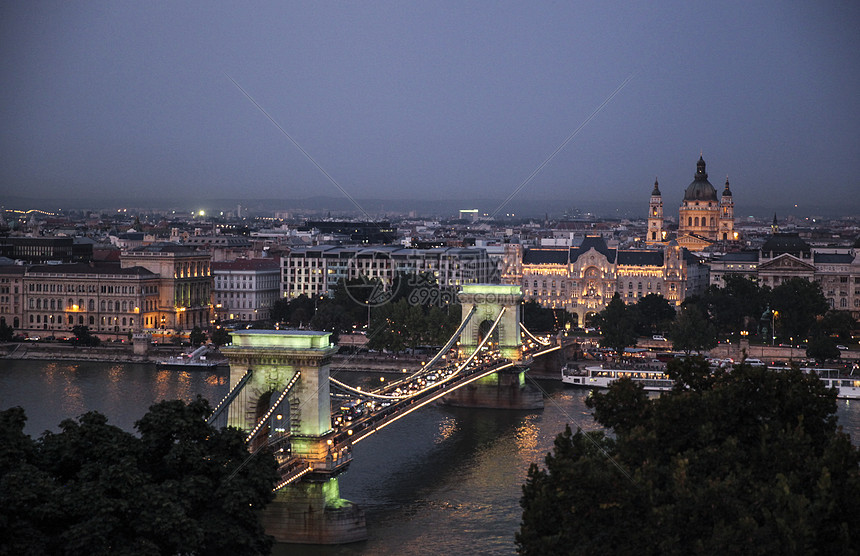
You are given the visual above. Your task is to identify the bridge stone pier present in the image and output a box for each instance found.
[222,330,367,545]
[443,284,543,410]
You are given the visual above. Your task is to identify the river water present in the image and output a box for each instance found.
[2,360,859,556]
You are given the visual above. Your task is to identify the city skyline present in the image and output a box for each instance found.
[2,2,859,218]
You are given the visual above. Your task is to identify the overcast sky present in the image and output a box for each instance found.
[2,1,858,217]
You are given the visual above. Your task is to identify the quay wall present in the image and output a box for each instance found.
[0,342,186,365]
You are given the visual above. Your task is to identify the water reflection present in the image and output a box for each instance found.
[2,361,859,556]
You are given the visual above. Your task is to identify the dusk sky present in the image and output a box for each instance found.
[2,1,858,217]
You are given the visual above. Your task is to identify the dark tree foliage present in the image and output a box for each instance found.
[0,398,278,556]
[770,277,829,342]
[702,274,770,337]
[806,332,841,363]
[71,325,100,346]
[272,294,316,328]
[189,325,206,347]
[365,298,460,352]
[594,293,637,357]
[633,293,675,336]
[667,304,718,354]
[517,360,860,556]
[210,326,231,347]
[521,301,556,333]
[0,321,14,341]
[818,310,857,344]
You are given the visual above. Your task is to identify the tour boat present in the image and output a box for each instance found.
[561,364,674,392]
[800,368,860,400]
[561,363,860,399]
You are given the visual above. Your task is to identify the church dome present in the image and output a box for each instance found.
[683,156,718,202]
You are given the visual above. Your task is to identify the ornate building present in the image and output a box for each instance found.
[650,156,736,251]
[120,243,213,334]
[646,179,665,245]
[709,233,860,319]
[505,236,709,326]
[0,262,160,341]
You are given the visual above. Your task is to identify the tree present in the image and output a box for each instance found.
[702,274,769,337]
[0,399,278,555]
[818,310,857,344]
[71,325,100,346]
[806,333,841,363]
[667,304,717,354]
[189,326,206,347]
[771,277,829,342]
[0,321,14,342]
[517,361,860,555]
[521,301,556,333]
[309,300,352,344]
[633,293,675,335]
[210,327,231,347]
[594,293,637,358]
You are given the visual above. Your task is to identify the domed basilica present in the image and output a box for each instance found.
[646,155,736,251]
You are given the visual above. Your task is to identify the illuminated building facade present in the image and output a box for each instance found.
[710,233,860,319]
[514,236,708,325]
[212,258,280,323]
[282,246,494,299]
[3,262,160,340]
[121,243,212,333]
[647,156,737,250]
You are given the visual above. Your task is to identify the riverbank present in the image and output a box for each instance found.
[0,342,449,373]
[0,341,188,365]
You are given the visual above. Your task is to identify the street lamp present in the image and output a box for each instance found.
[771,310,778,346]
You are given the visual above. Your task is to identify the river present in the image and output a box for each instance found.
[2,360,859,555]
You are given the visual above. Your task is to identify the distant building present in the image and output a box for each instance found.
[212,259,280,323]
[182,235,255,261]
[510,236,709,326]
[2,262,159,340]
[299,221,398,244]
[648,156,736,251]
[0,236,94,264]
[121,243,212,333]
[282,246,495,299]
[710,232,860,318]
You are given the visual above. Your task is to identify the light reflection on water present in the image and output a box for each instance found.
[1,361,859,555]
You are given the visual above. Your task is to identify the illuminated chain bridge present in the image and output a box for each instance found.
[207,284,564,544]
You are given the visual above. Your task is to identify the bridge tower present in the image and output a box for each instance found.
[458,283,523,360]
[221,330,367,545]
[445,284,543,409]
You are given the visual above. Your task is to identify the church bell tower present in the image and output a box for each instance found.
[647,178,665,245]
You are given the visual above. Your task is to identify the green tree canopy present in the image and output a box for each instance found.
[771,277,829,342]
[521,300,556,333]
[210,326,231,347]
[594,293,637,357]
[667,304,717,354]
[818,310,857,344]
[0,398,278,555]
[0,320,14,341]
[189,325,206,347]
[517,360,860,555]
[806,332,841,363]
[703,274,770,337]
[633,293,675,336]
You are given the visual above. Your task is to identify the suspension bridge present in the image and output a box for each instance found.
[209,284,567,544]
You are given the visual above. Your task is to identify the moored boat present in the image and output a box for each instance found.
[561,363,674,392]
[800,368,860,400]
[561,362,860,399]
[156,345,226,370]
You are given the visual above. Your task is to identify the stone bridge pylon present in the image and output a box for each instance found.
[221,330,367,545]
[443,284,543,409]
